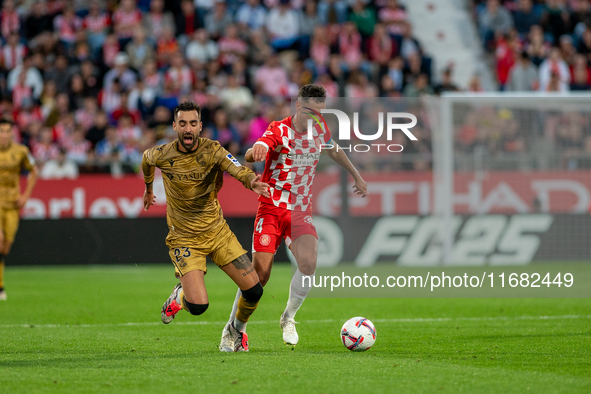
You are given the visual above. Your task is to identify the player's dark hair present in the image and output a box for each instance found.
[298,84,327,104]
[0,118,13,127]
[174,101,201,121]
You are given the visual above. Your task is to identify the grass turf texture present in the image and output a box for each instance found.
[1,264,590,393]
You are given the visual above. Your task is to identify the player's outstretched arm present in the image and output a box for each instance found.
[142,149,157,211]
[325,143,368,198]
[16,164,38,209]
[245,148,255,162]
[250,174,270,198]
[250,143,269,162]
[143,182,156,211]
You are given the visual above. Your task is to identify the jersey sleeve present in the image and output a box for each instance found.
[254,121,283,151]
[142,145,162,184]
[214,143,256,190]
[21,146,35,171]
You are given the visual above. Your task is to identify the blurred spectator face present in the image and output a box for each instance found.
[44,81,57,98]
[304,0,316,14]
[194,28,208,43]
[70,74,84,93]
[518,0,533,12]
[161,26,175,42]
[56,149,67,165]
[154,106,171,123]
[150,0,164,13]
[56,93,70,112]
[248,0,260,6]
[574,54,587,68]
[89,0,101,15]
[549,48,562,62]
[7,32,18,47]
[84,97,98,112]
[119,114,133,128]
[171,52,184,68]
[374,23,386,37]
[213,2,226,16]
[227,74,238,88]
[55,55,68,70]
[226,24,238,39]
[133,29,147,43]
[105,127,118,142]
[39,128,53,144]
[486,0,499,13]
[3,0,15,12]
[181,0,195,15]
[214,110,228,127]
[143,60,157,75]
[389,56,404,69]
[121,0,136,12]
[95,111,108,127]
[31,1,46,16]
[81,61,95,77]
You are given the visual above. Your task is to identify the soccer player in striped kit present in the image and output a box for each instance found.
[220,85,368,350]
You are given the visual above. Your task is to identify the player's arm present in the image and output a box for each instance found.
[16,164,38,209]
[17,148,39,209]
[216,145,270,198]
[248,122,282,162]
[325,143,368,198]
[142,147,158,211]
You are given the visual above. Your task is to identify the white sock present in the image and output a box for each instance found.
[234,318,247,333]
[284,268,313,319]
[228,289,247,331]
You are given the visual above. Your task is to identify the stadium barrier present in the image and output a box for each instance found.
[16,171,591,266]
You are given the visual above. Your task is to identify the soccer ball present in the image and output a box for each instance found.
[340,317,376,351]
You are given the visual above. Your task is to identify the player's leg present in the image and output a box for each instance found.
[222,251,274,350]
[280,233,318,345]
[220,254,263,352]
[221,207,279,351]
[0,236,6,301]
[0,209,19,301]
[161,245,209,324]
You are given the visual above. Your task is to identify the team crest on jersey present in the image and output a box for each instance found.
[304,215,313,225]
[259,234,271,246]
[226,153,242,167]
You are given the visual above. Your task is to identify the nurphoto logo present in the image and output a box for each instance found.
[304,107,418,153]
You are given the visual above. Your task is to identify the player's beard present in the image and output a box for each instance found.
[178,132,198,151]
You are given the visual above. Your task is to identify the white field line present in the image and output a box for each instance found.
[0,315,590,329]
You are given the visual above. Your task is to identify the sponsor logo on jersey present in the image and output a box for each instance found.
[259,234,271,246]
[304,215,313,225]
[226,153,242,167]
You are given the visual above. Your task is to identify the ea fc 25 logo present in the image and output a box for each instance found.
[259,234,271,246]
[304,107,417,153]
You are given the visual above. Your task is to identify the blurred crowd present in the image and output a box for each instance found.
[0,0,452,177]
[474,0,591,92]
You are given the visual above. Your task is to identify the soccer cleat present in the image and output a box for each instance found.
[0,290,6,301]
[161,283,183,324]
[219,323,235,352]
[280,313,299,345]
[228,321,249,352]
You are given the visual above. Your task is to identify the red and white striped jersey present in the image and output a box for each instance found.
[255,116,331,212]
[1,43,26,69]
[83,13,110,34]
[0,11,19,39]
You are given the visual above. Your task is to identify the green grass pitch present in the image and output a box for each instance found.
[1,264,590,393]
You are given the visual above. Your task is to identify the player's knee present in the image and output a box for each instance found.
[183,300,209,316]
[241,282,263,303]
[256,268,271,286]
[298,258,316,276]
